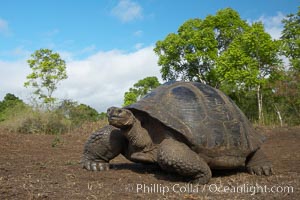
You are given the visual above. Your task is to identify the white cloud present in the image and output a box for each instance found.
[134,43,144,49]
[0,18,11,36]
[111,0,143,22]
[58,50,74,62]
[58,44,97,62]
[0,46,161,112]
[255,12,285,39]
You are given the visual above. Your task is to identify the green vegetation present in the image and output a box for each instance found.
[281,8,300,70]
[0,95,105,134]
[217,22,281,123]
[57,99,102,127]
[24,48,67,109]
[154,7,300,126]
[0,93,27,122]
[123,76,161,106]
[154,8,248,86]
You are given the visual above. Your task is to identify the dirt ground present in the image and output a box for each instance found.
[0,126,299,200]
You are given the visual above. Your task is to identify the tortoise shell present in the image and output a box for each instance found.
[126,81,265,156]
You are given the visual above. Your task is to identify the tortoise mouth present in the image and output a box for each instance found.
[108,115,134,128]
[108,115,126,126]
[108,115,124,121]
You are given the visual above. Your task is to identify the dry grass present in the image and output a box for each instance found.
[0,106,108,135]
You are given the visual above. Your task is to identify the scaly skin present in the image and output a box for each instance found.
[81,125,127,171]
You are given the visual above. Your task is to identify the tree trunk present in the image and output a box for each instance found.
[257,85,264,124]
[274,104,283,127]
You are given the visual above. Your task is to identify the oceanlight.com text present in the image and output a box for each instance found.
[123,183,294,196]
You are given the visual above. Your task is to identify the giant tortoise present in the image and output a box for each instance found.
[81,81,273,184]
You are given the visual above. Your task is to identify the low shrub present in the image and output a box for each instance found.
[0,95,107,135]
[0,103,107,135]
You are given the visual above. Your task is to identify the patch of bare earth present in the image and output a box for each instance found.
[0,127,299,199]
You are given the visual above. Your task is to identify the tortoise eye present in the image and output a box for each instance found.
[117,109,122,114]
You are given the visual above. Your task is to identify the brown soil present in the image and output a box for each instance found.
[0,127,299,200]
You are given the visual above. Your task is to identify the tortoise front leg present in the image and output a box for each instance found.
[157,138,212,184]
[81,125,127,171]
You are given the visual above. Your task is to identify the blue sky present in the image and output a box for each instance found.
[0,0,299,111]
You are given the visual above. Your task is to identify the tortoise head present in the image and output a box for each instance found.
[107,107,135,128]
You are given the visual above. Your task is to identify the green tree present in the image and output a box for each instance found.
[272,70,300,125]
[24,49,67,108]
[276,7,300,125]
[0,93,23,111]
[0,93,26,121]
[70,104,99,126]
[58,99,100,126]
[280,7,300,70]
[154,8,248,86]
[217,22,282,123]
[204,8,248,54]
[123,76,161,106]
[154,19,217,83]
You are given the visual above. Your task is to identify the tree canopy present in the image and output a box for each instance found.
[154,7,300,125]
[123,76,161,106]
[280,7,300,70]
[154,8,249,86]
[217,22,281,122]
[24,48,67,108]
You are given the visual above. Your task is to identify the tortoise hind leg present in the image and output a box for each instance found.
[246,148,274,176]
[157,138,212,184]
